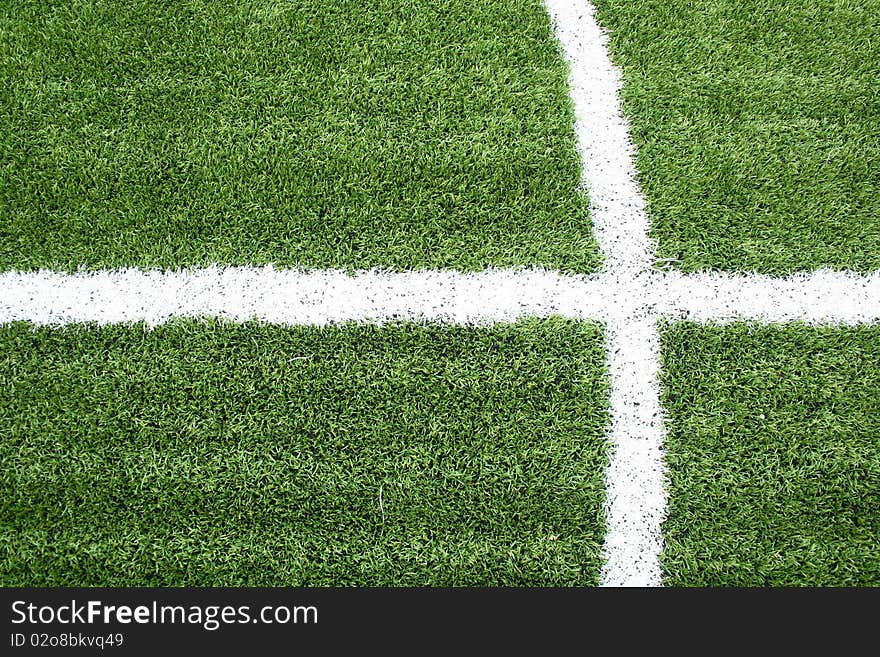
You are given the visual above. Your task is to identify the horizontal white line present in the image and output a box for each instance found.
[1,267,878,326]
[664,270,880,325]
[0,266,608,327]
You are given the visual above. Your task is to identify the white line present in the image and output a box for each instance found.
[4,268,877,328]
[600,318,666,586]
[0,266,608,327]
[543,0,656,279]
[544,0,668,586]
[665,270,880,325]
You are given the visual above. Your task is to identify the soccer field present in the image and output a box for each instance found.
[1,0,878,587]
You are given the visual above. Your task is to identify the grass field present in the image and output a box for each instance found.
[594,0,880,273]
[1,0,879,588]
[0,0,599,272]
[0,319,609,585]
[661,323,880,586]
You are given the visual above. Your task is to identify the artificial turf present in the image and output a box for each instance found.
[0,0,599,272]
[660,323,880,586]
[0,319,610,586]
[594,0,880,274]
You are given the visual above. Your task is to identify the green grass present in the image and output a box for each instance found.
[594,0,880,274]
[0,318,609,586]
[0,0,599,273]
[660,323,880,586]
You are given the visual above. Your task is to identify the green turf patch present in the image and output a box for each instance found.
[0,319,609,586]
[594,0,880,274]
[660,323,880,586]
[0,0,599,272]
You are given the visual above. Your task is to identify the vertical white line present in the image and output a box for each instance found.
[542,0,656,278]
[544,0,669,585]
[601,318,667,586]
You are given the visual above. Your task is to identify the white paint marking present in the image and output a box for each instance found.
[0,0,876,587]
[663,270,880,324]
[543,0,655,278]
[544,0,668,587]
[0,267,608,327]
[601,318,666,586]
[2,268,877,328]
